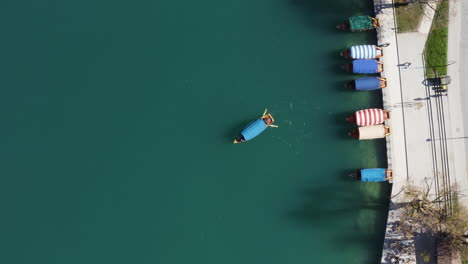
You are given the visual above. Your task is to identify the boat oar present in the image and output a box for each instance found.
[262,108,268,116]
[269,125,278,128]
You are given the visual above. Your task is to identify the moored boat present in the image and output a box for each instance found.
[349,168,393,182]
[336,16,379,32]
[340,45,383,59]
[348,124,391,140]
[342,59,384,73]
[346,108,390,126]
[234,109,278,144]
[347,77,387,91]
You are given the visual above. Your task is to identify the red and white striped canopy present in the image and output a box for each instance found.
[355,108,385,126]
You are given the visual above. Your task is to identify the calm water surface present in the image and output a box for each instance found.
[0,0,390,263]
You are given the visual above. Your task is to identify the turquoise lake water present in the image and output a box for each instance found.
[0,0,390,263]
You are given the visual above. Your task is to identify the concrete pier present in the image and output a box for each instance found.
[372,0,468,263]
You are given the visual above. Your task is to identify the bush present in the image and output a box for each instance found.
[425,28,448,76]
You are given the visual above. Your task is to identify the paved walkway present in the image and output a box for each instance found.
[447,0,468,206]
[376,0,468,263]
[418,1,437,34]
[373,0,408,189]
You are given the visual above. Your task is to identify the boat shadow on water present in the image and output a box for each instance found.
[287,180,390,264]
[332,63,351,76]
[287,182,388,225]
[335,80,354,92]
[332,112,357,140]
[288,0,375,33]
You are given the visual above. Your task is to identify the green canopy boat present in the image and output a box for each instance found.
[336,15,379,32]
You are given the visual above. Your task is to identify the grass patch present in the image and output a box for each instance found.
[425,28,448,76]
[431,0,449,31]
[424,0,449,77]
[395,0,424,32]
[463,249,468,264]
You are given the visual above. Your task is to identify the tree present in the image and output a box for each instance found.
[395,0,447,19]
[407,0,446,6]
[395,181,468,254]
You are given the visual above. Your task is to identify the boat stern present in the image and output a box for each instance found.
[233,135,246,144]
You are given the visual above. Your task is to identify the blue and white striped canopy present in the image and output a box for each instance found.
[350,45,376,59]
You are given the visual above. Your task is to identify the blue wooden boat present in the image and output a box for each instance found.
[234,110,277,144]
[349,168,393,182]
[350,77,387,91]
[342,59,383,73]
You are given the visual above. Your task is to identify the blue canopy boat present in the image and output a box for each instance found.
[342,59,383,73]
[349,168,393,182]
[234,110,277,144]
[347,77,387,91]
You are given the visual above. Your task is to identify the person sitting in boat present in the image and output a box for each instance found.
[263,116,273,126]
[261,114,278,127]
